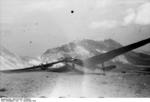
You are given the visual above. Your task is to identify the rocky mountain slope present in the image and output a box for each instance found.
[0,45,41,70]
[0,39,149,71]
[41,39,150,66]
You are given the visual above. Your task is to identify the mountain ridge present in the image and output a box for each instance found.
[1,38,149,71]
[41,39,150,66]
[0,45,41,70]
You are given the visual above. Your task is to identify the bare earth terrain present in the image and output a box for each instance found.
[0,69,150,98]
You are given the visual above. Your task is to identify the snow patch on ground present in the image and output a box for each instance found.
[75,46,90,56]
[112,55,129,64]
[28,59,41,65]
[96,49,107,53]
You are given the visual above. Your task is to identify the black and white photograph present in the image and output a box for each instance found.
[0,0,150,99]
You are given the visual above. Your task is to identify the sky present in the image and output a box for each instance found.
[0,0,150,57]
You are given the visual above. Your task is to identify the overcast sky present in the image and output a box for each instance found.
[0,0,150,57]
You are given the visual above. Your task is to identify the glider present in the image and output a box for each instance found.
[1,38,150,74]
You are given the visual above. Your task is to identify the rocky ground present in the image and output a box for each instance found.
[0,68,150,98]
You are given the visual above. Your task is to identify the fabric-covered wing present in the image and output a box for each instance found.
[84,37,150,65]
[0,60,64,72]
